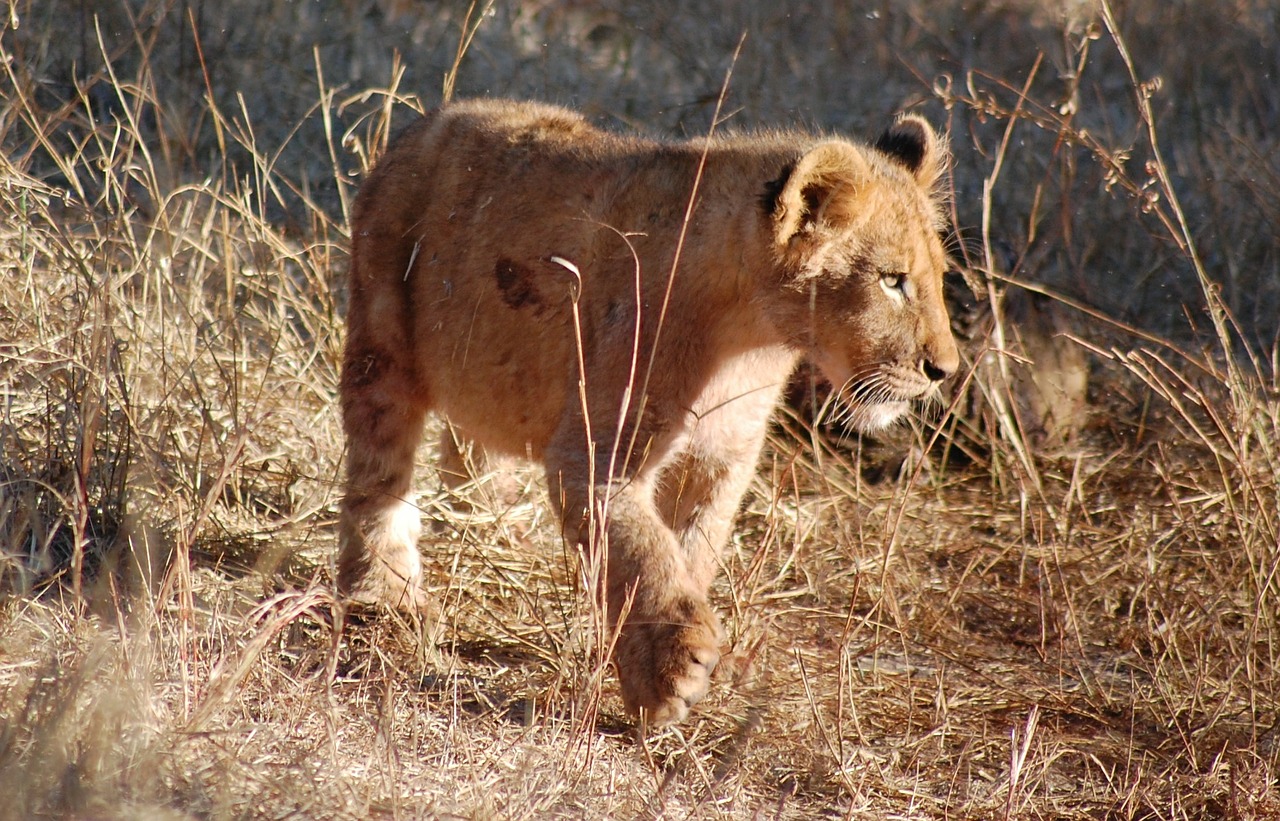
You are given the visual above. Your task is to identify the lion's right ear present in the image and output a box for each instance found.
[770,141,870,247]
[873,114,946,190]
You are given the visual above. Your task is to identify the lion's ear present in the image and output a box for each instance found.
[771,141,869,246]
[873,114,946,190]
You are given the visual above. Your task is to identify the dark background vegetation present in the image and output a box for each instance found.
[13,0,1280,341]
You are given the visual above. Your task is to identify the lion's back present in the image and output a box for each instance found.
[346,101,643,454]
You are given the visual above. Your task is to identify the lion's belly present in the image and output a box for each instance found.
[410,261,577,460]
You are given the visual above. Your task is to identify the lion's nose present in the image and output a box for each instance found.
[921,333,960,382]
[921,351,957,382]
[922,360,949,382]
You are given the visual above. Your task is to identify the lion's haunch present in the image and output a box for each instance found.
[337,98,957,725]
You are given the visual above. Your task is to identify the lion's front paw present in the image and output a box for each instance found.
[337,499,433,616]
[615,596,724,725]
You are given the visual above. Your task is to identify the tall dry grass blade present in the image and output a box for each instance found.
[1004,704,1040,820]
[625,32,747,478]
[977,54,1045,494]
[441,0,494,105]
[1100,0,1247,393]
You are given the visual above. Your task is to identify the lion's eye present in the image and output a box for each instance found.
[880,272,908,300]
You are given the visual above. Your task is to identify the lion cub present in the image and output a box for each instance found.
[338,99,958,725]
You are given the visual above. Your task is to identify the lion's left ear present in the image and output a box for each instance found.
[873,114,946,190]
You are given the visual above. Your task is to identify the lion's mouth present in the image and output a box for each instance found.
[825,369,937,433]
[838,398,911,432]
[806,353,941,432]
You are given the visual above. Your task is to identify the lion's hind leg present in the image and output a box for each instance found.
[337,351,430,614]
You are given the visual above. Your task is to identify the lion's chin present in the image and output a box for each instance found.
[847,399,911,433]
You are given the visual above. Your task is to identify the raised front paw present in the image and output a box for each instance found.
[615,596,724,725]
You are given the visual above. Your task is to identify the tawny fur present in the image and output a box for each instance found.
[338,98,959,725]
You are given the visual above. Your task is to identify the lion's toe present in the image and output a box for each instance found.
[617,597,723,726]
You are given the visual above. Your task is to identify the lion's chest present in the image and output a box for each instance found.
[679,347,799,459]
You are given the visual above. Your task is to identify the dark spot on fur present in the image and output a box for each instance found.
[494,257,541,309]
[760,159,797,217]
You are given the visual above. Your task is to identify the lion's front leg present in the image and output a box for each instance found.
[551,469,724,725]
[604,491,726,725]
[657,450,762,592]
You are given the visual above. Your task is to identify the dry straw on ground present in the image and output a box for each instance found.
[1,0,1278,818]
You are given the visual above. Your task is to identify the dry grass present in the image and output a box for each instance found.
[2,0,1278,818]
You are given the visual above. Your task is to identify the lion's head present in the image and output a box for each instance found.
[765,116,959,432]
